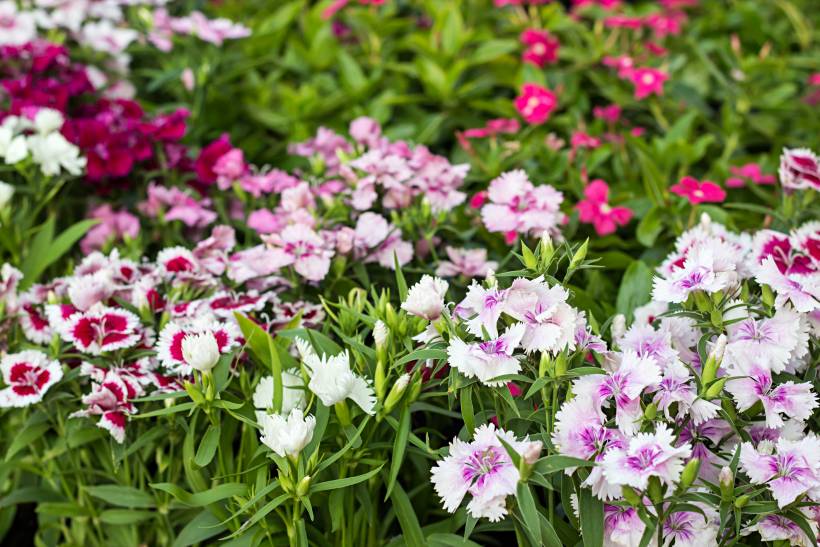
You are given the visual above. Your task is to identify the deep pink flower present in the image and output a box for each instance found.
[602,55,635,78]
[629,67,668,99]
[779,147,820,191]
[195,134,234,185]
[576,179,633,235]
[463,118,520,139]
[80,205,140,254]
[521,29,560,68]
[670,176,726,204]
[593,104,621,124]
[514,83,557,125]
[726,163,776,188]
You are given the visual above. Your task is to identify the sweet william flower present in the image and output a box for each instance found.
[779,147,820,191]
[600,424,692,491]
[401,275,448,321]
[253,371,306,420]
[520,29,559,68]
[0,180,13,208]
[430,423,541,522]
[576,179,633,236]
[298,339,376,414]
[259,408,316,459]
[670,176,726,204]
[181,332,221,373]
[514,83,557,125]
[740,436,820,508]
[447,324,526,386]
[0,350,63,408]
[629,67,668,99]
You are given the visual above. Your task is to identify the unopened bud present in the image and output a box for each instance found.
[719,466,733,500]
[296,475,311,497]
[761,284,775,308]
[485,269,497,288]
[700,212,712,228]
[373,320,389,349]
[569,239,588,270]
[701,334,726,385]
[704,377,727,399]
[611,314,626,342]
[647,476,664,505]
[734,494,750,508]
[522,441,543,466]
[678,458,700,492]
[643,402,657,421]
[621,485,642,506]
[383,374,410,413]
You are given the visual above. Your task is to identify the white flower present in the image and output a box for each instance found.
[27,133,86,176]
[33,109,65,134]
[0,126,28,164]
[373,320,389,348]
[0,2,37,46]
[300,340,376,414]
[401,275,448,320]
[0,181,14,208]
[258,408,316,458]
[181,332,220,372]
[253,371,306,419]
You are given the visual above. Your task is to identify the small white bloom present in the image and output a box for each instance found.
[0,181,14,208]
[181,332,220,372]
[0,126,28,164]
[259,408,316,458]
[253,371,306,419]
[27,133,86,176]
[373,320,389,348]
[33,109,64,134]
[401,275,448,320]
[301,342,376,414]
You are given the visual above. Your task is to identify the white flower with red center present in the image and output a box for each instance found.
[155,320,240,375]
[157,247,200,276]
[208,290,268,318]
[61,305,142,355]
[67,270,114,311]
[779,147,820,191]
[0,350,63,408]
[71,370,138,444]
[19,302,53,345]
[0,263,22,314]
[45,303,80,337]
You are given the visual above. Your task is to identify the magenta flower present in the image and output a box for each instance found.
[629,67,668,99]
[726,162,776,187]
[576,179,633,236]
[520,29,560,68]
[514,83,557,125]
[670,176,726,204]
[71,369,139,443]
[779,147,820,191]
[80,205,139,254]
[593,104,621,124]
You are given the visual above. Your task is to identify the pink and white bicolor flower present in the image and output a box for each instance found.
[71,370,139,444]
[61,305,142,355]
[740,435,820,508]
[156,320,240,375]
[0,350,63,408]
[600,424,692,491]
[430,423,541,522]
[447,324,525,387]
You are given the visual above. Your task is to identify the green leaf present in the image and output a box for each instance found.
[20,218,99,290]
[636,207,664,247]
[533,455,595,475]
[150,482,248,507]
[391,482,425,547]
[0,487,63,508]
[5,422,50,461]
[172,510,225,547]
[194,424,221,468]
[579,488,604,547]
[85,485,155,508]
[394,252,409,301]
[99,509,155,525]
[310,464,384,493]
[385,407,411,500]
[470,39,517,64]
[616,261,654,320]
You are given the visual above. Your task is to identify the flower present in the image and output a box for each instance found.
[454,282,507,338]
[600,425,692,490]
[71,369,138,443]
[436,247,497,278]
[670,176,726,204]
[629,67,668,99]
[299,340,376,414]
[576,179,633,236]
[504,276,579,354]
[740,436,820,508]
[80,205,140,254]
[60,305,141,355]
[258,408,316,458]
[480,170,565,240]
[514,83,557,125]
[27,131,86,176]
[727,365,817,428]
[779,147,820,191]
[156,320,240,375]
[0,350,63,408]
[447,324,525,386]
[262,224,334,282]
[520,29,559,68]
[180,332,221,373]
[0,180,13,208]
[726,163,776,188]
[430,423,541,521]
[401,275,448,321]
[253,371,306,420]
[373,320,389,348]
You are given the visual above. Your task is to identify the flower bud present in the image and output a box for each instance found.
[383,374,410,413]
[621,486,642,506]
[518,441,543,481]
[539,233,555,267]
[704,377,727,400]
[700,334,726,385]
[719,466,734,500]
[611,314,626,342]
[734,494,750,508]
[296,475,311,497]
[373,320,389,349]
[678,458,700,492]
[485,269,497,288]
[647,476,664,505]
[761,284,775,308]
[181,332,221,373]
[0,181,14,209]
[569,239,588,270]
[643,402,657,421]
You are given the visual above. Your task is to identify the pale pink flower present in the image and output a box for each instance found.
[80,205,139,254]
[740,436,820,508]
[262,224,334,282]
[480,170,565,240]
[436,247,497,278]
[447,324,525,387]
[600,425,692,490]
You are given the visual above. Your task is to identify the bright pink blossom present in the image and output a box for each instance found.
[576,179,633,235]
[521,29,560,68]
[726,163,776,187]
[670,176,726,204]
[514,83,557,125]
[629,67,668,99]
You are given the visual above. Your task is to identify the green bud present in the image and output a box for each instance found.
[761,284,775,308]
[185,381,205,405]
[704,377,727,400]
[719,467,734,500]
[375,359,386,401]
[734,494,749,508]
[407,373,422,403]
[383,374,410,413]
[554,352,568,377]
[279,473,294,494]
[678,458,700,492]
[539,233,555,268]
[296,476,311,497]
[569,239,589,270]
[647,476,664,505]
[643,402,657,421]
[521,242,537,270]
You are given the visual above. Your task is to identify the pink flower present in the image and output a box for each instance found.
[0,350,62,408]
[80,205,140,254]
[629,67,668,99]
[600,425,692,490]
[480,170,565,239]
[247,209,283,234]
[593,104,621,124]
[727,367,817,428]
[603,55,635,78]
[740,436,820,508]
[262,224,334,282]
[520,29,560,68]
[726,162,776,188]
[62,306,142,355]
[670,176,726,204]
[576,179,633,235]
[156,320,240,375]
[514,83,558,125]
[462,118,520,139]
[435,247,497,278]
[71,369,139,443]
[779,147,820,191]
